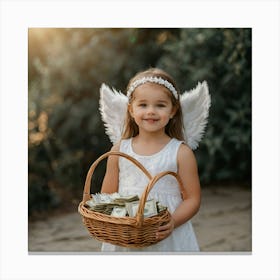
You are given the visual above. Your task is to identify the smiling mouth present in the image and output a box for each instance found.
[143,118,159,123]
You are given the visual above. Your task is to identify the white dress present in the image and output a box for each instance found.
[101,138,200,252]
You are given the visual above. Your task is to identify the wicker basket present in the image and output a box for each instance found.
[78,151,186,248]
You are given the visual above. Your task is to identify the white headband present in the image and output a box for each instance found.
[127,76,178,99]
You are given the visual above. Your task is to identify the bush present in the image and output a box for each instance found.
[157,28,251,183]
[28,28,251,216]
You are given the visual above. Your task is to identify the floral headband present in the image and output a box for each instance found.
[127,76,179,99]
[100,80,210,150]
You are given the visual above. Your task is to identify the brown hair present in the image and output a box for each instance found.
[122,68,184,140]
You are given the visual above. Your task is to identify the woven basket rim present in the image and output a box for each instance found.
[78,201,171,226]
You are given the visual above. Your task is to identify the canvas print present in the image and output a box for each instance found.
[28,28,252,253]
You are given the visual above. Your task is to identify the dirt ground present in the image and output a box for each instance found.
[28,185,251,253]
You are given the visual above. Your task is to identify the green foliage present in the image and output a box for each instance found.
[28,28,251,216]
[158,28,251,183]
[28,143,60,214]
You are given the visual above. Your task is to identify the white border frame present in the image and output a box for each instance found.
[1,0,279,279]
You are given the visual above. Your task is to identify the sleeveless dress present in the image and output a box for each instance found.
[101,138,200,252]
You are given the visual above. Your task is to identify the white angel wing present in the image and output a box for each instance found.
[180,81,211,150]
[99,83,128,144]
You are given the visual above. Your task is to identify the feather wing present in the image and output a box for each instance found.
[99,83,128,144]
[180,81,211,150]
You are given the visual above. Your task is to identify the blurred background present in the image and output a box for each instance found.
[28,28,251,252]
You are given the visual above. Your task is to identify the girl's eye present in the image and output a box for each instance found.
[157,104,166,108]
[138,103,147,107]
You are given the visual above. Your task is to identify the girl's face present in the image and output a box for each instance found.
[128,83,176,134]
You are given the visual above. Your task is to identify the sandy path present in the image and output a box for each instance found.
[28,185,251,253]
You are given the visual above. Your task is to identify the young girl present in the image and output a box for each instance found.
[101,68,201,252]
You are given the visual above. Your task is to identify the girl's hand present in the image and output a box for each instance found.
[156,217,175,241]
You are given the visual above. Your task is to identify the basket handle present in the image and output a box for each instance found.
[135,170,187,226]
[82,151,153,202]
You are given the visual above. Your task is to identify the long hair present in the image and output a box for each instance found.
[122,68,184,140]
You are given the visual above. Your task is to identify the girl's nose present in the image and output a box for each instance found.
[146,105,155,114]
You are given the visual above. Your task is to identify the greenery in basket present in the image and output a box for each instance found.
[85,193,167,218]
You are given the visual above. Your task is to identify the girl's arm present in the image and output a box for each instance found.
[157,143,201,240]
[100,144,120,194]
[173,143,201,227]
